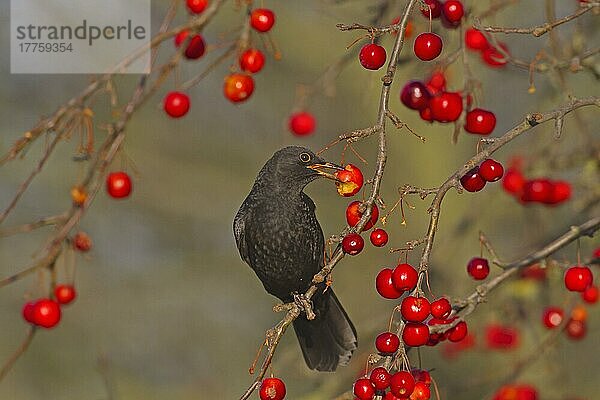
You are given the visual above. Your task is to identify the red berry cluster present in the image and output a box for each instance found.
[421,0,465,28]
[460,159,504,193]
[492,384,538,400]
[465,27,510,68]
[259,377,286,400]
[342,200,389,254]
[22,285,77,329]
[502,165,571,206]
[543,303,590,341]
[353,366,432,400]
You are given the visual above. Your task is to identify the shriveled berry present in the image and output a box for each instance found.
[174,30,206,59]
[73,231,92,252]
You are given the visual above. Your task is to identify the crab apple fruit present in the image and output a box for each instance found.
[376,268,403,299]
[582,285,599,304]
[392,263,419,292]
[164,91,190,118]
[430,297,452,319]
[390,371,416,398]
[467,257,490,280]
[346,201,379,231]
[353,378,376,400]
[542,306,564,329]
[376,332,400,355]
[479,159,504,182]
[370,367,391,391]
[174,30,206,59]
[566,318,587,340]
[106,171,132,199]
[410,381,432,400]
[521,179,553,203]
[239,48,265,73]
[441,0,464,28]
[22,301,36,324]
[549,180,572,204]
[465,108,497,135]
[73,231,92,252]
[429,91,463,122]
[413,33,443,61]
[370,228,388,247]
[402,322,430,347]
[250,8,275,32]
[186,0,208,14]
[32,299,62,328]
[419,107,434,122]
[482,42,509,67]
[426,71,446,94]
[502,168,525,194]
[465,28,489,51]
[564,265,593,292]
[259,377,286,400]
[359,43,387,70]
[342,233,364,255]
[447,320,468,342]
[420,0,442,18]
[54,284,77,305]
[335,164,364,197]
[485,324,519,350]
[288,112,316,136]
[401,81,432,111]
[223,73,254,103]
[460,167,486,192]
[401,296,431,322]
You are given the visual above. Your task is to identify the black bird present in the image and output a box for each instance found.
[234,146,357,372]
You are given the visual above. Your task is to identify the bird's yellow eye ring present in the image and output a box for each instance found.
[299,152,312,163]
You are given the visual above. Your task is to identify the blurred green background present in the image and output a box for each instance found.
[0,1,598,399]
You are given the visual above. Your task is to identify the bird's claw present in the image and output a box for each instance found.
[293,292,316,320]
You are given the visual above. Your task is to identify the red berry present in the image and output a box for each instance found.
[186,0,208,14]
[223,73,254,103]
[467,257,490,280]
[174,30,206,59]
[376,331,400,355]
[32,299,62,328]
[259,377,286,400]
[413,33,443,61]
[441,1,464,27]
[411,369,432,386]
[482,43,509,67]
[335,164,364,197]
[390,371,416,397]
[542,306,564,329]
[402,322,430,347]
[465,108,496,135]
[250,8,275,32]
[22,301,36,324]
[359,44,387,70]
[353,378,376,400]
[288,112,316,136]
[502,168,525,195]
[376,268,403,299]
[370,229,388,247]
[549,180,571,204]
[582,285,599,304]
[460,167,486,192]
[426,72,446,94]
[564,265,593,292]
[164,91,190,118]
[54,284,77,305]
[370,367,391,391]
[410,381,431,400]
[420,0,442,18]
[401,81,432,111]
[392,263,419,292]
[447,320,468,342]
[465,28,489,51]
[401,296,431,322]
[521,179,554,203]
[485,324,520,350]
[342,233,364,255]
[239,48,266,73]
[429,92,463,122]
[419,107,434,122]
[346,201,379,231]
[479,159,504,182]
[565,318,587,340]
[106,171,132,199]
[430,297,452,319]
[73,231,92,252]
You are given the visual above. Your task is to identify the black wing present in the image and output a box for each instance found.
[233,202,251,265]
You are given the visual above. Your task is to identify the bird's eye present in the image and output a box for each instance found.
[299,152,312,163]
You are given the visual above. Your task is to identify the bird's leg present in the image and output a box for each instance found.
[292,292,316,320]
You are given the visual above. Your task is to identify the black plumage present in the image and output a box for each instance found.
[234,146,357,372]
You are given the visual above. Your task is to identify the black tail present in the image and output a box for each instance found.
[292,289,357,372]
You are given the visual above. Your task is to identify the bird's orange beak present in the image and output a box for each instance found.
[307,162,344,181]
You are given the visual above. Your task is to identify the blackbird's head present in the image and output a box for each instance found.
[260,146,343,190]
